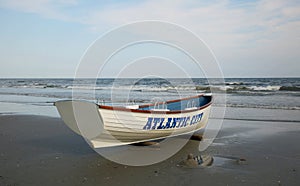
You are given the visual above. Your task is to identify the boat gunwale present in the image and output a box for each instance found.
[98,94,212,114]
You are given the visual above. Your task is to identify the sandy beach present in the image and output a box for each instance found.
[1,110,299,186]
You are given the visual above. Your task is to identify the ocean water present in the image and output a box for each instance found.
[0,78,299,119]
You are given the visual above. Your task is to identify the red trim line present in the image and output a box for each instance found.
[98,94,212,114]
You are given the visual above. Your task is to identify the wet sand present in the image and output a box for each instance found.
[0,114,299,186]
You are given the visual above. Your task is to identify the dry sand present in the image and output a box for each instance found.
[0,114,299,186]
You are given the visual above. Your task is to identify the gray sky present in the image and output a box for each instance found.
[0,0,299,78]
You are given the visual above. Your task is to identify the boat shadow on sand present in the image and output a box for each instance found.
[130,134,247,169]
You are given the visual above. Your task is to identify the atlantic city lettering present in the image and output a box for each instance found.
[143,113,203,130]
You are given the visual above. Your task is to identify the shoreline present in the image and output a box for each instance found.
[0,114,299,185]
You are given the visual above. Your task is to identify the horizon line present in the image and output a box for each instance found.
[0,76,299,79]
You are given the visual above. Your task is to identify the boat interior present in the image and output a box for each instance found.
[136,95,212,111]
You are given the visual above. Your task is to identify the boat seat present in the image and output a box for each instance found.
[125,105,139,109]
[184,107,198,110]
[151,108,170,111]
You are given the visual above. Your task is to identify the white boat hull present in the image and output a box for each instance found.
[55,95,212,148]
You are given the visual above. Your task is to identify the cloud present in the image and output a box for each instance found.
[72,0,300,50]
[1,0,298,44]
[0,0,299,76]
[0,0,77,21]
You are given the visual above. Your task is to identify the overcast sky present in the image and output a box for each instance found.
[0,0,299,78]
